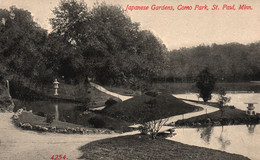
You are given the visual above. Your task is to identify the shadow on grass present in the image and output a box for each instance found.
[78,134,249,160]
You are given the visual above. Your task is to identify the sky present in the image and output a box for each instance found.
[0,0,260,50]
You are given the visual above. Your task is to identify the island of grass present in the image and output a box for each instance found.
[12,111,115,134]
[11,81,134,133]
[175,101,260,127]
[101,92,202,123]
[79,134,249,160]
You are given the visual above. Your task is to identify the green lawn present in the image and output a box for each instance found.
[175,106,260,126]
[16,112,86,129]
[79,134,249,160]
[103,92,202,123]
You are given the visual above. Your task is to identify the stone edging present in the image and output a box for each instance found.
[12,109,114,134]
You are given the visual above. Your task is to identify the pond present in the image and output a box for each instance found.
[13,89,260,159]
[13,100,90,126]
[168,125,260,160]
[174,93,260,113]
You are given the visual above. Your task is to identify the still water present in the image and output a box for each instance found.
[168,125,260,160]
[14,93,260,159]
[174,93,260,113]
[14,101,82,122]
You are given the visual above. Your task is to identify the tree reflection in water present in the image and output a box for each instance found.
[218,126,231,150]
[197,127,214,144]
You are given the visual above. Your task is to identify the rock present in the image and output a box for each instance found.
[71,128,77,133]
[34,125,41,130]
[104,130,112,134]
[57,128,67,133]
[48,126,56,132]
[12,114,19,120]
[66,127,75,134]
[21,123,32,130]
[16,109,23,115]
[41,127,48,132]
[34,125,48,132]
[18,122,23,127]
[79,128,85,134]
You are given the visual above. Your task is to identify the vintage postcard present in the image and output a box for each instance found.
[0,0,259,159]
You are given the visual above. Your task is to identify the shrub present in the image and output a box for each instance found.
[196,68,216,102]
[36,112,45,117]
[88,116,106,128]
[105,97,122,108]
[144,90,158,97]
[46,114,55,124]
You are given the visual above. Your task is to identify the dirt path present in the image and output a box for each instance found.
[90,82,132,101]
[0,83,220,160]
[166,100,219,124]
[91,83,219,131]
[0,83,133,160]
[0,113,120,160]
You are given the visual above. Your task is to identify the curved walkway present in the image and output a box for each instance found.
[166,99,219,124]
[0,83,219,160]
[90,82,132,101]
[90,83,219,131]
[0,112,120,160]
[90,82,219,124]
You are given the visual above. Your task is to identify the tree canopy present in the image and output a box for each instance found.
[48,0,167,87]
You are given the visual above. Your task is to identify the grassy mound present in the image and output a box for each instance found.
[176,107,260,127]
[103,92,201,123]
[10,80,115,107]
[79,134,249,160]
[13,111,114,134]
[16,111,83,128]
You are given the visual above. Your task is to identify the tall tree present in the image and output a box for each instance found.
[0,6,47,80]
[50,1,167,86]
[196,68,216,102]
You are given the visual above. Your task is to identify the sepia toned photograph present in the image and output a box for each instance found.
[0,0,259,159]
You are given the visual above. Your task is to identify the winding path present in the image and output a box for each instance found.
[0,112,120,160]
[90,82,132,101]
[0,82,219,160]
[90,83,219,130]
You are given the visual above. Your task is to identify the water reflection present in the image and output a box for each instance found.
[218,126,231,150]
[247,124,256,134]
[170,125,260,160]
[54,104,59,120]
[197,127,214,144]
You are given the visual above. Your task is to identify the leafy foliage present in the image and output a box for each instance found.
[164,43,260,82]
[196,68,216,102]
[0,6,47,80]
[88,116,105,128]
[217,88,231,116]
[49,1,166,87]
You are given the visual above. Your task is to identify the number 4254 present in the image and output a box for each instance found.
[51,154,67,160]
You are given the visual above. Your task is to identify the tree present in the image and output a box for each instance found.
[50,0,89,46]
[217,88,231,116]
[50,1,167,86]
[196,68,216,102]
[0,6,47,81]
[135,99,169,139]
